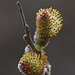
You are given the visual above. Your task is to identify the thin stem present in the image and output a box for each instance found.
[16,1,26,32]
[45,72,48,75]
[16,1,41,58]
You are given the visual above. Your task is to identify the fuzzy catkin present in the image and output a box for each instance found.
[34,7,63,48]
[18,50,48,75]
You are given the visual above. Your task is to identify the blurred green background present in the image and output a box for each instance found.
[0,0,75,75]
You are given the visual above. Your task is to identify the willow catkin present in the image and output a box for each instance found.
[34,7,63,49]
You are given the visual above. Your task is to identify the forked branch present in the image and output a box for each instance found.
[16,1,41,58]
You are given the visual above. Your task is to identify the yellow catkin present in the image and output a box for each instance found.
[19,50,48,75]
[34,7,63,48]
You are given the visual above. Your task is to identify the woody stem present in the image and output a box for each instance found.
[16,1,41,58]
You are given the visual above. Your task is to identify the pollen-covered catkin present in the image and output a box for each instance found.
[34,7,63,48]
[18,50,48,75]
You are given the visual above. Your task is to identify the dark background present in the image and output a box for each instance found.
[0,0,75,75]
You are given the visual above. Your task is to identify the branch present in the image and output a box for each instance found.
[16,1,41,58]
[45,72,48,75]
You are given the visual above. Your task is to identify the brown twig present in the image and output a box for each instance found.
[45,72,48,75]
[16,1,41,58]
